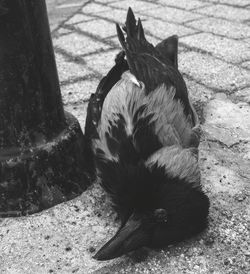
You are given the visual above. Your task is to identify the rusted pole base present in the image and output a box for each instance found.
[0,112,90,217]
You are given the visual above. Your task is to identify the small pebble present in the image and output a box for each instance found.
[204,235,215,246]
[235,194,246,202]
[88,246,96,253]
[223,258,232,265]
[65,247,72,252]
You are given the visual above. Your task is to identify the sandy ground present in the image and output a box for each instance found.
[1,0,250,273]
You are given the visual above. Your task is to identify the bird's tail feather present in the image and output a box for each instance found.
[116,8,168,94]
[116,8,156,80]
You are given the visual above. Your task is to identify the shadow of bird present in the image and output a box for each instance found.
[85,7,209,261]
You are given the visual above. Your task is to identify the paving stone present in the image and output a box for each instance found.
[205,0,250,6]
[100,8,150,24]
[181,33,250,63]
[142,18,197,38]
[186,17,250,39]
[56,27,73,36]
[184,78,214,103]
[95,0,118,3]
[84,49,120,76]
[61,79,97,105]
[203,159,245,195]
[244,37,250,44]
[57,2,84,9]
[241,60,250,69]
[0,186,117,274]
[195,4,250,22]
[81,2,112,14]
[76,19,116,39]
[47,0,89,32]
[109,0,159,11]
[245,19,250,26]
[66,13,95,25]
[55,52,89,83]
[179,51,250,91]
[157,0,210,10]
[2,1,250,274]
[204,97,250,146]
[53,33,111,56]
[143,6,204,23]
[231,87,250,103]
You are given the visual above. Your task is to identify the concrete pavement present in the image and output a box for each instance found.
[1,0,250,273]
[46,0,89,31]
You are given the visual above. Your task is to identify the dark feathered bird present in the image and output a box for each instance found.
[85,7,209,261]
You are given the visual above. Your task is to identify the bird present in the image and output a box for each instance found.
[85,7,210,261]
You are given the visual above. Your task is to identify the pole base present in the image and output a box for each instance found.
[0,112,91,217]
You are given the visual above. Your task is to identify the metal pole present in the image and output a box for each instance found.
[0,0,91,217]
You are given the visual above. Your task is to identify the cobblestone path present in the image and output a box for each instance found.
[1,1,250,273]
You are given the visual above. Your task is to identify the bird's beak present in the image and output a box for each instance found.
[93,213,150,261]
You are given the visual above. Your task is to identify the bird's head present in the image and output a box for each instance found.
[93,164,209,260]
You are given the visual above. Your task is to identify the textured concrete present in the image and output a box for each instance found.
[1,0,250,273]
[181,33,250,63]
[46,0,89,31]
[185,17,250,39]
[195,4,250,21]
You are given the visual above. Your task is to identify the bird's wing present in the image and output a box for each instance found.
[94,72,163,163]
[85,51,128,140]
[84,52,128,179]
[94,74,141,164]
[116,8,194,122]
[155,35,178,69]
[95,75,199,167]
[146,145,201,189]
[133,84,200,149]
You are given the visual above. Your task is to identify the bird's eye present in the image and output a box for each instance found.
[153,208,168,223]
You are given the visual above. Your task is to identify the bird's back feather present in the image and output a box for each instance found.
[116,8,194,122]
[89,7,201,208]
[94,73,199,168]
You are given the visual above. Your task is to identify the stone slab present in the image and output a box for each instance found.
[205,0,250,6]
[157,0,210,10]
[179,51,250,91]
[241,60,250,69]
[204,97,250,146]
[142,18,197,38]
[46,0,89,31]
[181,33,250,63]
[185,78,214,103]
[195,4,250,22]
[76,19,116,39]
[186,17,250,39]
[55,52,89,83]
[66,13,95,25]
[144,6,204,23]
[53,33,111,56]
[2,1,250,274]
[230,87,250,104]
[81,2,112,14]
[84,49,120,76]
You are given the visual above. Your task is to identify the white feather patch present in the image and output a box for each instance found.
[122,71,142,87]
[146,146,200,187]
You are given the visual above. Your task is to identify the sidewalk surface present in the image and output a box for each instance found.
[1,0,250,273]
